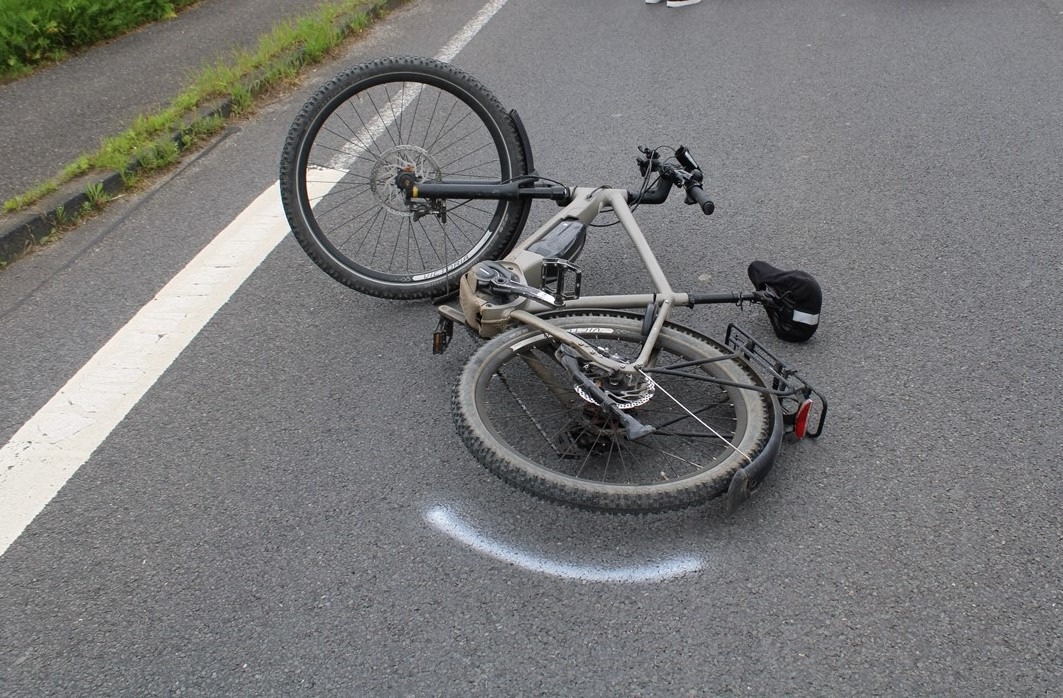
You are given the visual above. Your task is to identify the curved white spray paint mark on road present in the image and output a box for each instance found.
[425,506,703,583]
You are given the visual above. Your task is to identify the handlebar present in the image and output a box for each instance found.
[396,144,714,215]
[628,145,714,215]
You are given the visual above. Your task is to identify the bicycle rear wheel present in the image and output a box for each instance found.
[453,315,779,513]
[279,56,530,298]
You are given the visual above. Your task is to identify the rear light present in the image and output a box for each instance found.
[794,399,813,439]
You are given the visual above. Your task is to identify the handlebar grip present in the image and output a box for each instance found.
[687,185,714,215]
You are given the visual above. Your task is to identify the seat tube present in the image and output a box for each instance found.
[604,190,679,368]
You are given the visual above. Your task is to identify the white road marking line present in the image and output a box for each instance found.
[439,0,509,62]
[0,187,288,554]
[0,0,511,557]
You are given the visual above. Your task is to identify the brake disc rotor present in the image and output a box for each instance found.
[574,375,656,410]
[369,145,442,215]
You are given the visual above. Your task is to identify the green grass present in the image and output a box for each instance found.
[0,0,201,78]
[2,0,389,215]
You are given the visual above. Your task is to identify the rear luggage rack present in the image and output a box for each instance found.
[725,323,828,438]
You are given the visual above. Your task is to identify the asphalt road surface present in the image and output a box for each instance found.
[2,0,1061,694]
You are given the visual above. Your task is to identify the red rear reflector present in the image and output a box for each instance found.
[794,399,813,439]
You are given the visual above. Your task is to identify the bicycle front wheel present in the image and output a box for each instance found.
[453,315,779,513]
[279,56,530,298]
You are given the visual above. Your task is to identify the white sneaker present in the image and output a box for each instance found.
[666,0,702,6]
[645,0,665,4]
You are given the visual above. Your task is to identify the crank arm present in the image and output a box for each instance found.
[474,261,563,308]
[487,277,563,308]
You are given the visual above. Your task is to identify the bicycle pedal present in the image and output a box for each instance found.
[540,258,582,301]
[433,317,453,354]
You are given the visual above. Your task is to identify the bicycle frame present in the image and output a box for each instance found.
[418,177,826,439]
[440,184,751,373]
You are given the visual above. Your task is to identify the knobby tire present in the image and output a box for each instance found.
[279,56,529,299]
[453,315,778,513]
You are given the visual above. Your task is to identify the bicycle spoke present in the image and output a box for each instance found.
[471,320,765,488]
[289,69,517,282]
[281,56,528,298]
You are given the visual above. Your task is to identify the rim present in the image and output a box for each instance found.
[473,324,755,489]
[296,74,514,285]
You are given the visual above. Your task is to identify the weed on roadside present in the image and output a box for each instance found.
[83,181,106,208]
[2,0,391,217]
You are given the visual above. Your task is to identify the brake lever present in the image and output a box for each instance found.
[637,147,661,176]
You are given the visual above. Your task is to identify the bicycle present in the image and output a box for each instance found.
[279,56,827,514]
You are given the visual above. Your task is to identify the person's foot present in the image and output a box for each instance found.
[646,0,703,6]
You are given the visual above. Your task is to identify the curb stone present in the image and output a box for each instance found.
[0,0,405,267]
